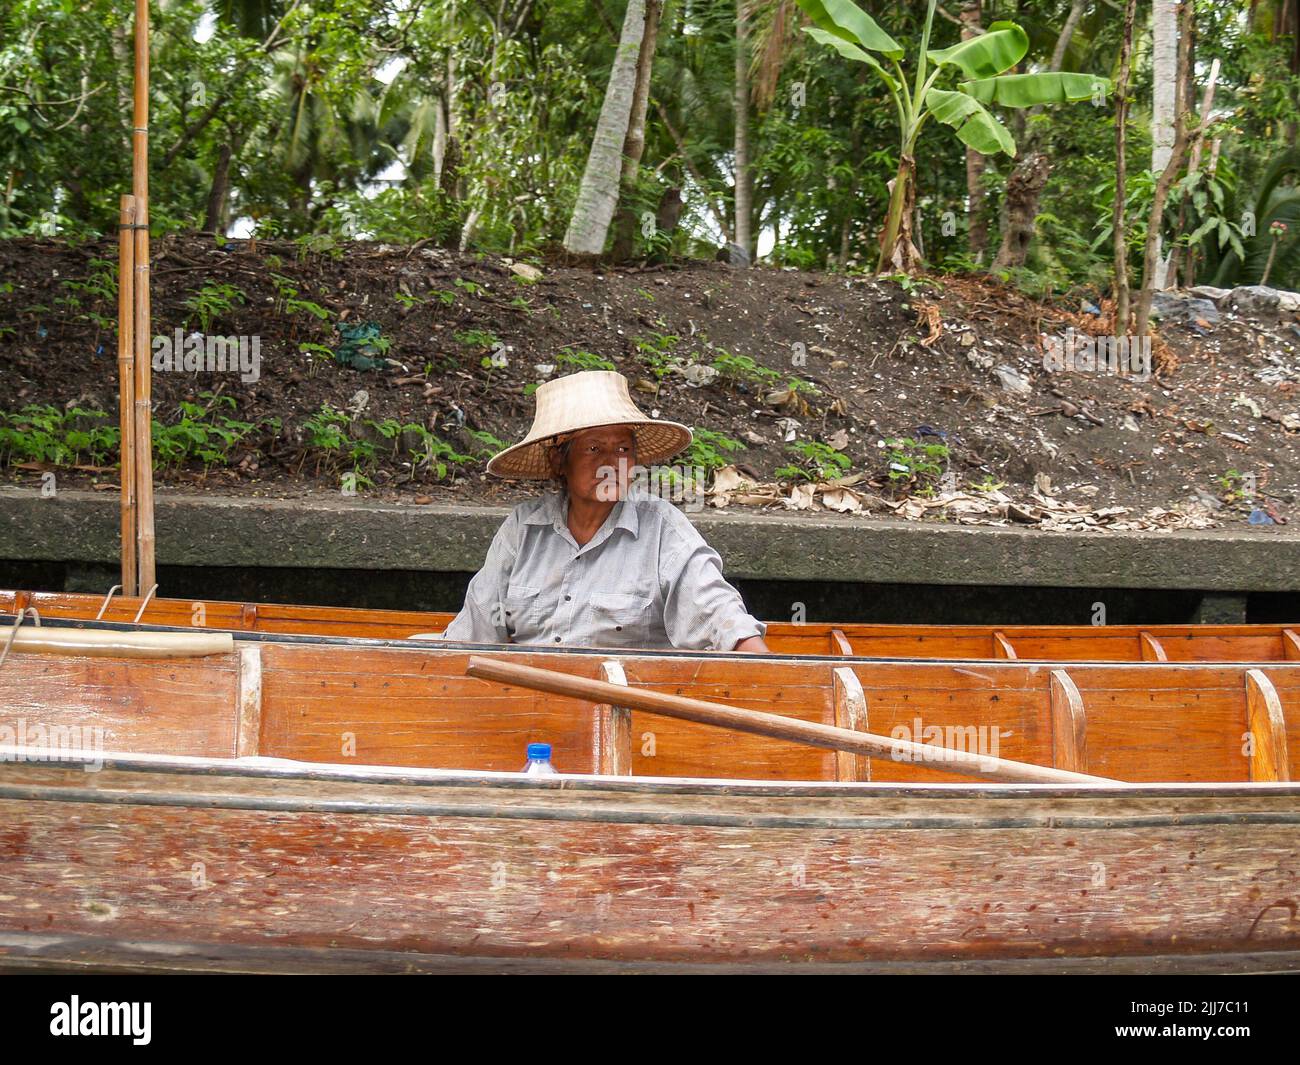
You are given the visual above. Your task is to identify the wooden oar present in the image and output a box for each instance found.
[465,655,1114,784]
[0,626,233,659]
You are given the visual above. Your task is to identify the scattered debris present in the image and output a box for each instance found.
[993,365,1032,395]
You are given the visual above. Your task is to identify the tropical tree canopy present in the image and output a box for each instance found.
[0,0,1296,290]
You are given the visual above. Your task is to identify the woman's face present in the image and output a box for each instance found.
[553,425,637,505]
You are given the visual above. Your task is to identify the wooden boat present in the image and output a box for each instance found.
[4,587,1299,662]
[0,620,1297,972]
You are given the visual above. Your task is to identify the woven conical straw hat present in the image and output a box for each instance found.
[486,370,692,479]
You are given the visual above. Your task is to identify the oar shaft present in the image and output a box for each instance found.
[464,656,1112,784]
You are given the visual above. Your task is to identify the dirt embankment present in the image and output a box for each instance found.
[1,234,1298,530]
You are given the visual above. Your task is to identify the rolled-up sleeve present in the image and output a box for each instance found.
[660,523,766,651]
[442,509,522,643]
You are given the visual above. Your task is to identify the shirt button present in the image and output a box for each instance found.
[615,625,623,631]
[564,594,572,601]
[554,636,561,642]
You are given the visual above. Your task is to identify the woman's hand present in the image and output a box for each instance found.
[732,634,771,654]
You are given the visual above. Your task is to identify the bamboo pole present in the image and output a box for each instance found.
[117,194,138,595]
[464,656,1116,785]
[0,625,233,659]
[131,0,156,590]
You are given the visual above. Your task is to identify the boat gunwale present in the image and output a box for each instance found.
[7,613,1300,668]
[3,930,1299,974]
[5,744,1300,801]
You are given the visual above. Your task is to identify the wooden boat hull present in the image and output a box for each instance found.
[1,751,1297,973]
[5,588,1300,662]
[1,619,1298,782]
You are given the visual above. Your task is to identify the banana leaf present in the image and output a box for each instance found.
[925,88,1016,156]
[959,71,1109,107]
[795,0,904,59]
[803,27,900,90]
[927,20,1029,79]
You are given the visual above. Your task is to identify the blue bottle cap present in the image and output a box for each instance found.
[526,742,552,760]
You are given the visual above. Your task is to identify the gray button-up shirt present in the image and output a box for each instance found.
[442,490,765,650]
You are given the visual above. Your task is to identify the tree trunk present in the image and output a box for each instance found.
[961,0,988,260]
[1167,58,1220,286]
[733,0,753,261]
[1113,0,1138,333]
[438,52,462,252]
[202,142,233,235]
[877,155,921,273]
[1150,0,1180,288]
[991,0,1087,270]
[611,0,665,262]
[993,152,1051,270]
[1134,0,1194,337]
[563,0,648,256]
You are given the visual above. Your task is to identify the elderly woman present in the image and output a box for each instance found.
[442,370,770,652]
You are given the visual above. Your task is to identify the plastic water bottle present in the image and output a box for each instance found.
[521,742,558,775]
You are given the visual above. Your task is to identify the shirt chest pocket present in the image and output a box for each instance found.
[501,584,543,640]
[587,590,656,645]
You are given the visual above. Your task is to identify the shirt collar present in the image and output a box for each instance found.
[524,490,640,540]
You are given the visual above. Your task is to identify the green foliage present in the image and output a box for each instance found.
[271,273,332,320]
[456,328,500,350]
[1218,468,1254,503]
[295,233,344,262]
[0,0,1288,301]
[883,436,949,489]
[0,405,119,467]
[59,257,117,303]
[302,403,350,454]
[635,332,685,379]
[710,350,781,388]
[798,0,1106,160]
[685,428,746,473]
[555,348,616,371]
[401,423,474,482]
[1205,149,1300,290]
[464,428,507,459]
[776,440,851,482]
[152,393,272,472]
[183,281,247,333]
[297,404,480,483]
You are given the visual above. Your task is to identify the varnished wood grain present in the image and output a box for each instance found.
[5,589,1298,662]
[236,645,262,759]
[1049,669,1087,774]
[0,653,239,757]
[1,623,1298,784]
[595,660,632,777]
[992,631,1018,659]
[1284,630,1300,661]
[1,756,1297,971]
[1139,632,1169,662]
[832,667,870,782]
[1246,670,1290,783]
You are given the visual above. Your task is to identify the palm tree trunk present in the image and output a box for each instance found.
[563,0,648,256]
[1134,0,1193,337]
[734,0,753,261]
[612,0,665,262]
[1149,0,1180,288]
[1113,0,1138,333]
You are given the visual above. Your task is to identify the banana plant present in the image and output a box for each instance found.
[796,0,1109,273]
